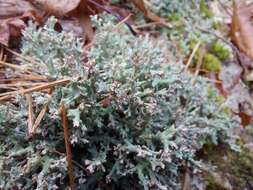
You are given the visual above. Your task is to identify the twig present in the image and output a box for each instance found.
[184,41,201,72]
[4,47,41,65]
[31,89,53,134]
[25,93,34,134]
[134,22,160,29]
[0,79,70,98]
[0,75,47,82]
[203,77,222,84]
[0,82,48,88]
[116,14,132,27]
[0,95,14,102]
[61,103,75,190]
[52,149,89,173]
[192,46,205,84]
[0,60,31,72]
[0,48,6,62]
[31,102,49,134]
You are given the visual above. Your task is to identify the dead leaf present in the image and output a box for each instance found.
[129,0,147,15]
[219,62,242,93]
[35,0,81,16]
[77,13,94,42]
[0,11,40,46]
[0,0,39,46]
[58,19,83,37]
[129,0,170,27]
[0,0,35,19]
[230,0,253,59]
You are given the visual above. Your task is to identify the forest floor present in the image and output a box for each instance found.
[0,0,253,190]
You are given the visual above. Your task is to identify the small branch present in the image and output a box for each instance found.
[61,103,75,190]
[31,102,49,134]
[0,60,31,72]
[25,93,34,134]
[116,14,132,27]
[0,79,70,100]
[184,41,201,72]
[4,46,42,66]
[31,89,53,135]
[192,46,205,85]
[0,82,48,88]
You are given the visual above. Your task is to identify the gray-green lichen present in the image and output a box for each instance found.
[0,14,240,190]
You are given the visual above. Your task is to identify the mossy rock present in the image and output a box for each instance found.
[206,175,230,190]
[199,144,253,190]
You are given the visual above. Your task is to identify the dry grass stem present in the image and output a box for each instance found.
[61,103,76,190]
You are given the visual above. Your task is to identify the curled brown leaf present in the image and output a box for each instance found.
[0,11,39,46]
[230,0,253,60]
[0,0,35,19]
[35,0,81,16]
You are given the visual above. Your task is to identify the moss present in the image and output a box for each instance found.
[202,53,221,72]
[209,42,230,62]
[212,21,222,30]
[200,0,214,19]
[200,145,253,190]
[206,177,229,190]
[230,150,253,188]
[168,13,181,22]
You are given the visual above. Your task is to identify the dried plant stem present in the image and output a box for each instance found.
[203,77,222,84]
[184,41,201,72]
[134,21,160,29]
[0,75,47,83]
[0,79,70,98]
[0,95,14,102]
[61,103,75,190]
[0,82,47,88]
[4,47,41,65]
[0,60,30,72]
[24,92,34,134]
[31,89,53,134]
[192,46,205,84]
[31,103,49,134]
[116,14,132,27]
[0,48,7,62]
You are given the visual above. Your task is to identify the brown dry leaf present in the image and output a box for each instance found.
[129,0,169,27]
[129,0,147,15]
[0,0,38,46]
[230,0,253,59]
[0,0,35,19]
[0,0,35,46]
[35,0,81,16]
[0,11,39,46]
[58,18,83,37]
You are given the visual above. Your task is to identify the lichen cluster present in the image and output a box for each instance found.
[0,15,239,189]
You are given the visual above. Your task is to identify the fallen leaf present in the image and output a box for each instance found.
[219,61,242,93]
[58,18,83,37]
[129,0,170,27]
[0,11,39,46]
[129,0,147,15]
[230,0,253,59]
[35,0,81,16]
[0,0,35,19]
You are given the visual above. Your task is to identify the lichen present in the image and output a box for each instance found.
[0,15,240,190]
